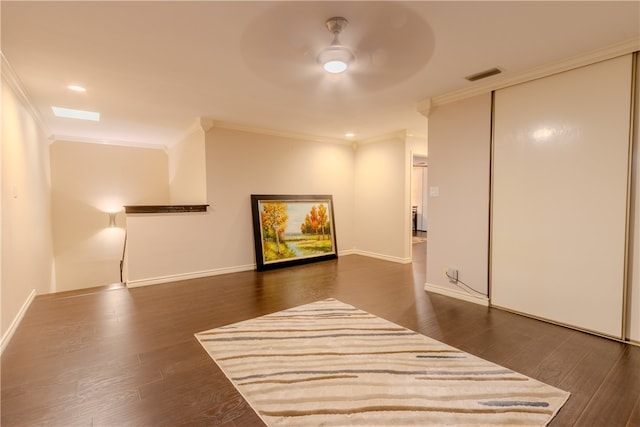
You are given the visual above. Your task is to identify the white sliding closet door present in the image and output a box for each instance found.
[491,55,633,338]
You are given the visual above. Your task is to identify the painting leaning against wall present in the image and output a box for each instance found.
[250,195,338,271]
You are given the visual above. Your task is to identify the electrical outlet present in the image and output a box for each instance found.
[447,268,458,282]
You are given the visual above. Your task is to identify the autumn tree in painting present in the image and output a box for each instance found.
[317,204,328,239]
[301,204,330,239]
[261,203,288,254]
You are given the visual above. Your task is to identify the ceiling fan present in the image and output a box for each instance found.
[239,2,434,92]
[316,17,355,74]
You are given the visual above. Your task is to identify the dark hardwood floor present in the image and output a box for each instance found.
[2,239,639,426]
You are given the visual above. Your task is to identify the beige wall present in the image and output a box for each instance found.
[207,127,356,264]
[50,140,169,291]
[126,126,357,286]
[425,93,492,303]
[1,77,54,343]
[354,134,413,263]
[168,122,207,204]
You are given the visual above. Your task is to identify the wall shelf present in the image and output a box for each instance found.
[124,205,208,214]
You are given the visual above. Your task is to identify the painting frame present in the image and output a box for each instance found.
[251,194,338,271]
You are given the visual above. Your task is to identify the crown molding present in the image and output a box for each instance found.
[170,117,215,149]
[51,134,167,151]
[424,38,640,109]
[200,117,215,133]
[1,51,51,137]
[357,130,408,146]
[184,117,216,135]
[416,98,432,118]
[209,119,351,146]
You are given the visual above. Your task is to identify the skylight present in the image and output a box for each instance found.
[52,106,100,121]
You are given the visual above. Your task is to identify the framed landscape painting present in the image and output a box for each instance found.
[251,195,338,271]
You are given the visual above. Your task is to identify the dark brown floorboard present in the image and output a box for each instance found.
[2,242,639,426]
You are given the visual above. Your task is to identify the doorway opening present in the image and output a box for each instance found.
[412,155,428,263]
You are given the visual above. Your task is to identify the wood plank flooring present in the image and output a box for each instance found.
[2,241,639,426]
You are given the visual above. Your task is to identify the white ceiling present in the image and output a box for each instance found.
[2,1,639,149]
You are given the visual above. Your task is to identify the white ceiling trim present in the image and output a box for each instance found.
[357,130,408,146]
[1,51,51,138]
[170,117,215,148]
[422,37,640,111]
[210,120,352,146]
[51,134,167,151]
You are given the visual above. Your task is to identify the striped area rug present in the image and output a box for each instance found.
[195,298,570,426]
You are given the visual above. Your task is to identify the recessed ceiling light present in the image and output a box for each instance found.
[345,132,355,138]
[67,85,86,92]
[52,106,100,121]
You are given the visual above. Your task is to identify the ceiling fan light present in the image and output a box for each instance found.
[317,45,354,74]
[323,60,348,74]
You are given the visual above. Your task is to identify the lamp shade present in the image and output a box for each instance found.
[108,212,117,228]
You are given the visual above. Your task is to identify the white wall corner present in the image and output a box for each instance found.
[200,117,215,133]
[424,282,489,307]
[417,98,433,118]
[0,289,36,354]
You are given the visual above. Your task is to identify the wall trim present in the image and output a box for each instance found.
[125,250,413,289]
[1,52,50,137]
[338,249,357,257]
[424,282,490,307]
[126,264,255,288]
[51,134,167,151]
[0,289,36,354]
[423,38,640,110]
[171,117,213,150]
[210,119,351,146]
[357,130,408,146]
[354,250,412,264]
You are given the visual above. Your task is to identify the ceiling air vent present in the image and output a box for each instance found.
[465,67,502,82]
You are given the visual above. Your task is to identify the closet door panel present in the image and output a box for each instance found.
[491,55,632,338]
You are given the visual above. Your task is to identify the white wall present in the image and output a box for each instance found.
[425,93,492,304]
[126,126,357,286]
[1,77,54,344]
[50,140,169,291]
[354,134,411,263]
[168,121,207,204]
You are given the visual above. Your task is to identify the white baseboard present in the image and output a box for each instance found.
[424,282,489,306]
[126,264,256,288]
[1,289,36,354]
[126,251,412,289]
[338,249,357,256]
[353,250,412,264]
